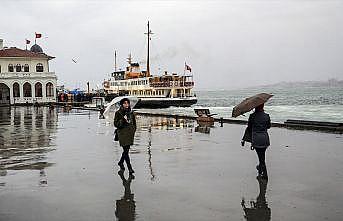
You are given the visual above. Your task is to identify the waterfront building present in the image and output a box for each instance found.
[0,39,57,105]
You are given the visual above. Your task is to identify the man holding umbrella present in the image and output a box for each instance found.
[232,93,272,180]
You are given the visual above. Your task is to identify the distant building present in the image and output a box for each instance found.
[0,39,57,105]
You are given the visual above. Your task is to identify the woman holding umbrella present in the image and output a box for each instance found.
[114,98,137,174]
[232,93,272,179]
[247,103,271,179]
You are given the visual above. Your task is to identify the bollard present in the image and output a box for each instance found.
[99,107,105,119]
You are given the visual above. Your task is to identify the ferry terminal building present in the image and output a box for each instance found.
[0,39,57,105]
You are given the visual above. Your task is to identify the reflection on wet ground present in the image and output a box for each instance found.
[241,176,271,221]
[0,107,57,174]
[0,107,343,221]
[115,171,136,221]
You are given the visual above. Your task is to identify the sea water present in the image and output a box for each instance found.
[139,84,343,123]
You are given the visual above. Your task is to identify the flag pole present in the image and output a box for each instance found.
[184,61,186,75]
[34,33,36,44]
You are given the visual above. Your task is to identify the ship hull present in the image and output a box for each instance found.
[135,97,197,108]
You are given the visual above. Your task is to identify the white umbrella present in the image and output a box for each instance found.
[103,96,140,119]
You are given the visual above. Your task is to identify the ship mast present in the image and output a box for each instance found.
[144,21,153,77]
[114,50,117,72]
[127,53,132,72]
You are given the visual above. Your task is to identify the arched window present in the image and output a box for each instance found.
[36,63,43,72]
[35,82,42,97]
[13,82,20,97]
[23,82,32,97]
[8,64,14,72]
[24,64,29,72]
[0,83,10,104]
[46,82,54,97]
[16,64,21,72]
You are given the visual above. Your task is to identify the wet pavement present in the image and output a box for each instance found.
[0,107,342,221]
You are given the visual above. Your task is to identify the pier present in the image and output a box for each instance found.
[57,104,343,133]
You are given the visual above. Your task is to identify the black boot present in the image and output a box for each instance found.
[256,165,262,176]
[260,165,268,180]
[128,165,135,174]
[118,162,125,171]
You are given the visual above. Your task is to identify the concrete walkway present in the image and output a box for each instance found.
[0,107,342,221]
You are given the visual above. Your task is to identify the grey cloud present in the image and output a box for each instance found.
[1,0,342,89]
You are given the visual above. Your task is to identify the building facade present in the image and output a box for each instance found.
[0,39,57,105]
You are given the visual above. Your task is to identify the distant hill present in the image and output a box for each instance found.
[196,78,343,91]
[259,78,343,88]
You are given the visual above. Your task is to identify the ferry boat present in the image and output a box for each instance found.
[103,22,197,108]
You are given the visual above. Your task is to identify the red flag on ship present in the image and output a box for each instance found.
[26,39,31,44]
[35,33,42,38]
[185,63,192,72]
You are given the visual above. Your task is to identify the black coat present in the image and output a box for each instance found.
[114,107,137,147]
[247,111,271,148]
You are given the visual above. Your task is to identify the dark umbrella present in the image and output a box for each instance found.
[232,93,273,118]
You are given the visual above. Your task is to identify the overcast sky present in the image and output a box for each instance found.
[1,0,342,90]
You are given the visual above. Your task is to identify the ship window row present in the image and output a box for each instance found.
[110,80,148,87]
[6,63,44,73]
[131,80,148,85]
[130,90,164,96]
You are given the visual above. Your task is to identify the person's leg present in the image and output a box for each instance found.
[255,148,262,175]
[118,146,126,170]
[123,145,134,173]
[255,148,267,177]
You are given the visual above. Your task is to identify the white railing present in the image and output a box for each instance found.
[150,81,194,88]
[0,72,57,79]
[13,97,56,104]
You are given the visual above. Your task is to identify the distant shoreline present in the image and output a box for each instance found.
[195,79,343,92]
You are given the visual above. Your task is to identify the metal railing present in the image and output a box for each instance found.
[150,81,194,88]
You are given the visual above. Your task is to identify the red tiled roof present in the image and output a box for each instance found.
[0,47,55,59]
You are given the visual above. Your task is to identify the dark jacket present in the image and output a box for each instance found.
[242,126,252,143]
[248,111,271,148]
[114,107,137,147]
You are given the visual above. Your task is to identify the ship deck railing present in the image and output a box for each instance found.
[150,81,194,88]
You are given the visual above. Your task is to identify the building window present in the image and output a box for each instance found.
[46,82,54,97]
[13,82,20,97]
[35,82,43,97]
[24,64,29,72]
[23,82,32,97]
[8,64,14,72]
[16,64,21,72]
[36,63,43,72]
